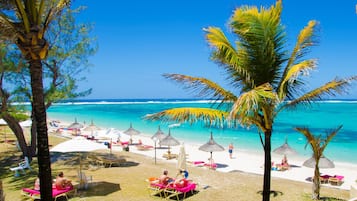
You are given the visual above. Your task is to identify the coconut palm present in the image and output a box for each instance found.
[295,125,342,200]
[145,1,356,201]
[0,1,70,200]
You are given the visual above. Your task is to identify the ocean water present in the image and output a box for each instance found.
[46,99,357,164]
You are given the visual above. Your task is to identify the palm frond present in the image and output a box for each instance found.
[278,21,318,99]
[285,75,357,108]
[229,83,278,129]
[229,0,287,89]
[295,127,320,155]
[320,125,342,153]
[144,107,229,128]
[278,59,317,99]
[204,26,252,89]
[0,13,18,41]
[163,73,237,103]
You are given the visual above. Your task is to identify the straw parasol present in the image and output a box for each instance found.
[199,132,224,167]
[303,155,335,168]
[83,120,101,135]
[68,118,84,129]
[273,138,297,155]
[123,123,140,144]
[159,129,180,155]
[68,118,84,136]
[151,126,166,146]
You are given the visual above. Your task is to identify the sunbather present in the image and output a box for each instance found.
[158,170,174,185]
[34,175,40,190]
[55,172,73,190]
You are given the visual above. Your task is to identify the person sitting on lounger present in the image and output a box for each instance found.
[280,155,290,169]
[55,171,73,190]
[34,175,40,190]
[158,170,173,185]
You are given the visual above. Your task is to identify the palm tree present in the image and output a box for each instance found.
[0,1,70,199]
[145,1,356,201]
[295,126,342,200]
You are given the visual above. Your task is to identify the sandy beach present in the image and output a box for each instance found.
[1,120,355,201]
[122,132,357,191]
[53,119,357,192]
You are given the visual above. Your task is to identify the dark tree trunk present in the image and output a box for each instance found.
[2,114,28,157]
[29,59,52,200]
[29,109,37,157]
[262,130,272,201]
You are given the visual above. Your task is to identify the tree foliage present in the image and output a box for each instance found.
[295,125,342,200]
[145,1,356,200]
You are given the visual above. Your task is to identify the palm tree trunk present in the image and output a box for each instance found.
[29,59,52,200]
[0,180,4,201]
[262,130,272,201]
[312,164,320,200]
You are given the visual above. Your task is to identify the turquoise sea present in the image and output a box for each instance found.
[46,99,357,164]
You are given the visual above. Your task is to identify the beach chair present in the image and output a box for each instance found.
[162,153,178,160]
[164,179,197,200]
[136,144,154,151]
[9,156,31,177]
[147,178,166,198]
[328,175,344,186]
[204,162,217,170]
[320,174,332,184]
[22,186,75,201]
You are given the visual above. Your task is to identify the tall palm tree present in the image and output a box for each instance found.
[145,1,356,201]
[0,1,70,199]
[295,126,342,200]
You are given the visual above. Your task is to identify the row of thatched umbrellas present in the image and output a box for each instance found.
[66,118,335,169]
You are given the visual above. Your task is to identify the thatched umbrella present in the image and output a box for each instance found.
[273,138,297,155]
[151,126,166,146]
[199,132,224,167]
[159,129,180,155]
[83,120,101,134]
[123,123,140,144]
[303,155,335,168]
[68,118,84,129]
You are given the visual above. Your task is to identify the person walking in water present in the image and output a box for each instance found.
[228,143,234,159]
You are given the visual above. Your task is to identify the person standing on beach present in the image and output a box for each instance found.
[228,143,234,159]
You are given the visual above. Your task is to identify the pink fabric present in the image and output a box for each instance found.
[193,161,205,165]
[333,175,344,180]
[320,174,332,179]
[167,182,196,193]
[22,186,73,197]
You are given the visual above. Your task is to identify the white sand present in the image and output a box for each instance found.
[119,132,357,191]
[50,120,357,191]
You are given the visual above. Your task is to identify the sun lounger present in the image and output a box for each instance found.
[10,157,32,177]
[22,186,74,201]
[164,179,197,200]
[147,178,166,198]
[136,144,154,151]
[320,174,332,184]
[204,162,217,170]
[188,161,205,167]
[162,153,178,160]
[328,175,344,186]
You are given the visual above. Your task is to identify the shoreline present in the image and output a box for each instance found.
[49,118,357,191]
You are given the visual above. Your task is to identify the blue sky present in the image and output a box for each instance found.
[74,0,357,99]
